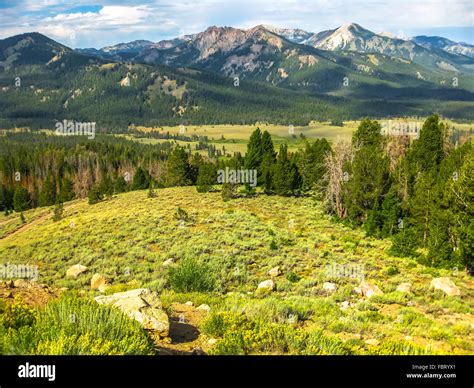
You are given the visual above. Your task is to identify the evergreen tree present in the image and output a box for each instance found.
[273,144,294,196]
[345,144,390,225]
[114,176,128,193]
[13,186,31,212]
[221,182,238,201]
[132,167,150,190]
[244,128,263,172]
[100,174,115,197]
[88,184,104,205]
[409,115,446,173]
[352,118,383,148]
[53,201,64,222]
[39,173,57,206]
[147,181,157,198]
[164,147,191,187]
[58,178,75,203]
[196,163,216,193]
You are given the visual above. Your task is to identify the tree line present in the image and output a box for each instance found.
[1,115,472,271]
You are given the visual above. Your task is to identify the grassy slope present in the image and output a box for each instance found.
[0,187,472,354]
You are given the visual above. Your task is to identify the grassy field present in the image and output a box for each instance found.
[1,187,472,355]
[125,118,473,155]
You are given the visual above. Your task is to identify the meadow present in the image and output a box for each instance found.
[1,187,472,355]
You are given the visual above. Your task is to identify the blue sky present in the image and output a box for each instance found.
[0,0,472,48]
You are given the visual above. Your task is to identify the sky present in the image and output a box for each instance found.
[0,0,472,48]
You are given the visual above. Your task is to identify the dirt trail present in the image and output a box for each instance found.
[154,303,212,355]
[0,202,82,243]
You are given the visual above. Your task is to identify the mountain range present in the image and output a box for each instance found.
[1,23,473,129]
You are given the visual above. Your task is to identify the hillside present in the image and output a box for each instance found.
[1,30,474,131]
[0,187,472,355]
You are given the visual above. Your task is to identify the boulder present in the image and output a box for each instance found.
[340,301,350,310]
[364,339,380,346]
[430,277,461,296]
[268,266,281,277]
[95,288,169,337]
[196,304,211,313]
[66,264,88,278]
[359,281,383,298]
[90,273,107,291]
[257,279,275,293]
[14,279,30,288]
[323,282,337,293]
[396,283,412,293]
[162,258,175,267]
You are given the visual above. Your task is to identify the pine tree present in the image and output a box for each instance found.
[53,202,64,222]
[13,186,31,212]
[58,178,75,203]
[196,163,216,193]
[132,167,150,190]
[39,173,56,206]
[114,176,128,193]
[244,128,263,172]
[273,144,294,196]
[147,181,157,198]
[409,115,446,173]
[164,147,191,187]
[352,118,383,148]
[88,184,104,205]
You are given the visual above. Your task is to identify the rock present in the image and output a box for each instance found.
[14,279,29,288]
[208,338,217,345]
[95,288,169,337]
[364,339,380,346]
[353,287,362,295]
[196,304,211,313]
[162,258,175,267]
[257,279,275,293]
[192,347,205,355]
[268,266,281,277]
[185,301,194,306]
[90,273,107,291]
[359,281,383,298]
[66,264,88,278]
[430,277,461,296]
[340,301,350,310]
[396,283,412,293]
[323,282,337,293]
[98,283,109,293]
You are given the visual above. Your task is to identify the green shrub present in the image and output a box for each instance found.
[0,298,37,329]
[168,257,217,293]
[374,340,430,355]
[0,295,154,355]
[204,312,351,355]
[286,272,301,283]
[385,265,400,276]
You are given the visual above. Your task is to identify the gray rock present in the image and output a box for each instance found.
[95,288,169,337]
[396,283,412,293]
[430,277,461,296]
[66,264,88,277]
[359,281,383,298]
